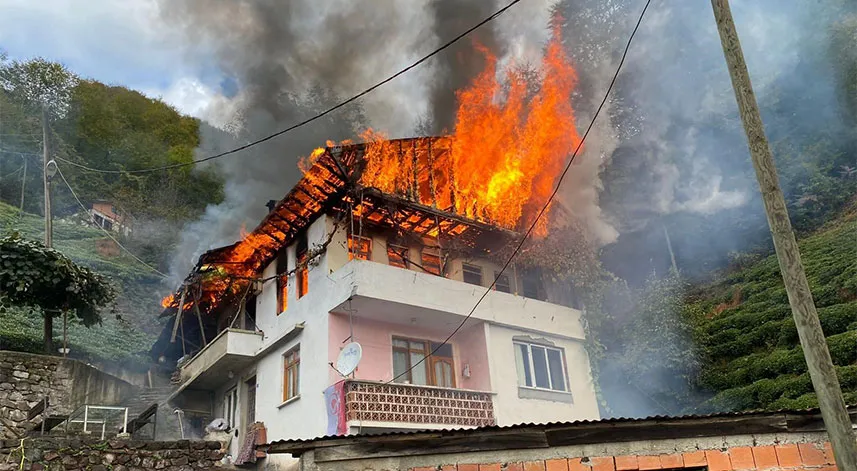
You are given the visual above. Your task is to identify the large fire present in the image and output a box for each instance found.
[360,25,580,234]
[162,25,579,312]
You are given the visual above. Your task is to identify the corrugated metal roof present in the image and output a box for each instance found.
[265,406,850,448]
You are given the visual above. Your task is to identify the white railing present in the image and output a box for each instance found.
[344,380,494,427]
[64,405,129,440]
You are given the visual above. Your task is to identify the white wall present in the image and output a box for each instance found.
[252,216,355,441]
[486,324,600,426]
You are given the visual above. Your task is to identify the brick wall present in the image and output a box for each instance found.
[0,437,224,471]
[408,442,837,471]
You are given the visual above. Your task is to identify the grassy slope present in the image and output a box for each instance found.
[691,208,857,411]
[0,202,165,365]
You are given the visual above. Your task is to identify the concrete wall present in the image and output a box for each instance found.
[485,325,599,426]
[296,431,837,471]
[0,351,137,439]
[252,216,348,442]
[0,437,223,471]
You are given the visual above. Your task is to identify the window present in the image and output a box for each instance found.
[522,270,544,300]
[283,348,300,402]
[392,337,454,387]
[421,247,442,276]
[348,235,372,261]
[462,263,483,286]
[514,342,567,392]
[296,234,308,299]
[494,272,511,293]
[223,387,238,430]
[387,244,409,269]
[276,250,288,315]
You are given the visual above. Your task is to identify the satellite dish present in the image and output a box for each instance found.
[336,342,362,376]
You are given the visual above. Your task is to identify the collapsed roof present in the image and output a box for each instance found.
[157,137,522,325]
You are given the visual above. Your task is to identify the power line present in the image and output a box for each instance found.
[46,0,525,176]
[386,0,653,384]
[54,163,168,278]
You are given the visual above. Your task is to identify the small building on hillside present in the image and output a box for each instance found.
[151,137,598,464]
[90,200,132,237]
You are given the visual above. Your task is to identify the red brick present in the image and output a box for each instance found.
[591,457,615,471]
[460,465,479,471]
[752,446,779,470]
[776,444,802,467]
[504,463,524,471]
[659,454,683,469]
[637,456,661,470]
[705,450,733,471]
[442,466,457,471]
[823,442,836,465]
[545,459,568,471]
[523,461,546,471]
[799,443,827,466]
[412,467,436,471]
[729,446,755,470]
[614,455,638,470]
[683,451,706,467]
[567,458,587,471]
[480,464,502,471]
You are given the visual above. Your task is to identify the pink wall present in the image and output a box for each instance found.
[328,313,491,391]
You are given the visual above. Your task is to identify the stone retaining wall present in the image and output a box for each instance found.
[0,437,224,471]
[0,351,137,439]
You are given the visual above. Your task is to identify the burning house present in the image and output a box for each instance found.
[150,26,598,465]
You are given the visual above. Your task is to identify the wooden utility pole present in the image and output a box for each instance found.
[710,1,857,468]
[42,107,54,355]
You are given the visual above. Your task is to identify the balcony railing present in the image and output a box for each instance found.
[344,380,495,428]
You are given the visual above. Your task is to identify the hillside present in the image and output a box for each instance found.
[0,201,165,366]
[690,208,857,411]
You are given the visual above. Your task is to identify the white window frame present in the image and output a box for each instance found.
[513,341,569,392]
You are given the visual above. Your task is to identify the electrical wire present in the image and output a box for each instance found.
[53,163,169,278]
[387,0,653,384]
[46,0,525,175]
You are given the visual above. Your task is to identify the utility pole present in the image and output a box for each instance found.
[42,107,54,355]
[662,224,678,275]
[710,1,857,468]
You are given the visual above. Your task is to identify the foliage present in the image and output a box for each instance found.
[690,219,857,411]
[0,55,79,117]
[0,201,161,363]
[0,234,115,325]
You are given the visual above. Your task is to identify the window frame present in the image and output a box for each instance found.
[347,234,373,261]
[275,249,288,315]
[296,233,309,299]
[391,336,455,387]
[494,271,512,293]
[420,247,442,276]
[387,244,410,269]
[513,341,569,392]
[283,347,300,402]
[462,263,483,286]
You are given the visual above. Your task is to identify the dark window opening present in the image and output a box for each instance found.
[494,272,511,293]
[522,270,544,300]
[245,294,257,330]
[462,263,483,286]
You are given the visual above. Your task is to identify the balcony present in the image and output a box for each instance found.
[344,380,495,428]
[177,328,263,390]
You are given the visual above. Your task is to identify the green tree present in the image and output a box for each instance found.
[0,234,115,353]
[0,54,79,117]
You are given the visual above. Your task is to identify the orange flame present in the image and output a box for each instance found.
[359,26,579,235]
